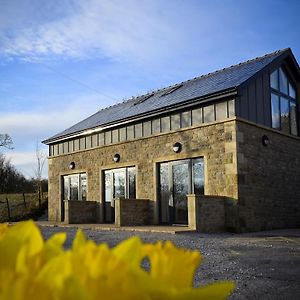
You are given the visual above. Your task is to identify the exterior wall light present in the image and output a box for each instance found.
[172,142,182,153]
[113,153,120,162]
[69,162,75,169]
[262,135,269,146]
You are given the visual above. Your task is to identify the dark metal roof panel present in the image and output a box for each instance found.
[45,49,286,143]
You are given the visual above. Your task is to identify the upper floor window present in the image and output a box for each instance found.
[270,67,297,136]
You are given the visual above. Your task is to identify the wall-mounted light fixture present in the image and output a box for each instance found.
[69,162,75,169]
[262,135,269,146]
[172,142,182,153]
[113,153,120,162]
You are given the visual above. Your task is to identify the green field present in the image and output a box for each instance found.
[0,193,47,222]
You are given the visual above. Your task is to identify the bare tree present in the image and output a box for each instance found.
[0,134,13,149]
[33,143,47,206]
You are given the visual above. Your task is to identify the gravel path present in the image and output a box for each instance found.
[40,226,300,299]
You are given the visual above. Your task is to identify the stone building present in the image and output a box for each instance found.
[43,48,300,232]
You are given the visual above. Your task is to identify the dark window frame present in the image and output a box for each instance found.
[270,67,298,136]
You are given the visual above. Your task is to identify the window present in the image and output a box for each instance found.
[192,108,202,125]
[119,127,127,142]
[92,134,98,147]
[289,83,296,98]
[270,67,297,135]
[79,137,85,150]
[160,85,182,96]
[99,133,105,146]
[203,105,215,123]
[50,99,237,156]
[143,121,151,137]
[69,140,74,152]
[158,158,204,224]
[134,93,154,105]
[161,116,170,132]
[105,131,112,145]
[53,144,59,156]
[270,69,279,90]
[280,97,290,134]
[152,118,161,134]
[181,111,191,128]
[193,158,205,194]
[86,136,92,149]
[134,123,143,138]
[59,143,64,155]
[63,142,69,154]
[279,68,288,95]
[215,102,227,121]
[271,93,280,129]
[228,99,235,117]
[74,138,80,151]
[290,102,297,135]
[104,167,136,202]
[104,167,136,223]
[112,129,119,143]
[127,125,134,140]
[171,113,181,130]
[63,173,87,201]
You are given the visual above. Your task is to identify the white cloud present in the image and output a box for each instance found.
[0,93,109,178]
[5,150,48,179]
[0,0,177,63]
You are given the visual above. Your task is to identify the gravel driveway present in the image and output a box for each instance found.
[40,226,300,299]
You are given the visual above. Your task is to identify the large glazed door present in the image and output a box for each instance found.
[104,169,126,223]
[172,161,190,224]
[104,168,135,223]
[159,163,170,223]
[159,158,204,225]
[159,160,190,224]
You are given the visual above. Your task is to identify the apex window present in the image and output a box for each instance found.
[270,67,298,135]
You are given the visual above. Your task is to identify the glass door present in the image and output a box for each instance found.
[104,167,136,223]
[172,161,190,224]
[159,158,204,225]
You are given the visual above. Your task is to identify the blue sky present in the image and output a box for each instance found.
[0,0,300,178]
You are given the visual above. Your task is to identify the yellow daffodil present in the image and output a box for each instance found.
[0,221,234,300]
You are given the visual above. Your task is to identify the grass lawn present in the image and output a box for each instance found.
[0,193,47,222]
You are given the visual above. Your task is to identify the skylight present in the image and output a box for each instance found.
[133,93,154,105]
[161,85,183,97]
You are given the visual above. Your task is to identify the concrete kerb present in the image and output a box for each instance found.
[34,221,197,234]
[33,222,300,237]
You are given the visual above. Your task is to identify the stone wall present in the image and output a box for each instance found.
[64,200,98,224]
[47,119,238,223]
[187,195,225,232]
[115,198,154,226]
[236,119,300,232]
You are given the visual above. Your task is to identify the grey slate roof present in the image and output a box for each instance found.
[44,49,288,143]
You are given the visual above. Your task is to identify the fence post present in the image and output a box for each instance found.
[6,197,10,220]
[23,192,27,209]
[38,188,41,208]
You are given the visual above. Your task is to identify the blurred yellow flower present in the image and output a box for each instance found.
[0,221,234,300]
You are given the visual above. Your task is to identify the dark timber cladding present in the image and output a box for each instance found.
[238,72,272,127]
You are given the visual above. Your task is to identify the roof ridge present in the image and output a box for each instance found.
[96,48,288,113]
[174,48,289,85]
